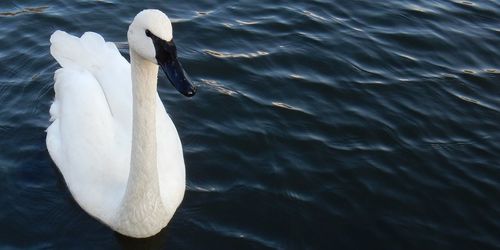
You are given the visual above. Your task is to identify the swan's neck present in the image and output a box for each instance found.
[115,50,169,237]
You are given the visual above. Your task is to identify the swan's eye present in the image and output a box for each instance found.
[145,29,152,37]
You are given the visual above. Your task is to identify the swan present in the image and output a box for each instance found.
[46,9,196,238]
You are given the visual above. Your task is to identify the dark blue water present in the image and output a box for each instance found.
[1,0,499,249]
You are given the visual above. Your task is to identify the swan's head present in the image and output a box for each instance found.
[128,9,196,97]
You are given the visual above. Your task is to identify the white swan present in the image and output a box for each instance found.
[46,9,196,238]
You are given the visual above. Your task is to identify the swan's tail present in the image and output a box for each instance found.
[50,30,124,71]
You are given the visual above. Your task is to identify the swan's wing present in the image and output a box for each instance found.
[47,31,132,223]
[47,68,127,223]
[50,31,132,124]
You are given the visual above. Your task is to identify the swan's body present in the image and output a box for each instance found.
[46,10,196,238]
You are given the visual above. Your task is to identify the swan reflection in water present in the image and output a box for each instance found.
[115,227,168,250]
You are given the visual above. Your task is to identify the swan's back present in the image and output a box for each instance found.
[47,31,185,227]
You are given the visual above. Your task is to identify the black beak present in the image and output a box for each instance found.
[146,30,196,97]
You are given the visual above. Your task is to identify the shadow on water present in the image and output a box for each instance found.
[114,228,168,250]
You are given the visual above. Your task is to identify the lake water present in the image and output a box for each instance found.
[0,0,499,249]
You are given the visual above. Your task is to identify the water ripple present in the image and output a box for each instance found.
[0,6,48,17]
[204,49,270,59]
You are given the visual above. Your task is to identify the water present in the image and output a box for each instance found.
[0,0,499,249]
